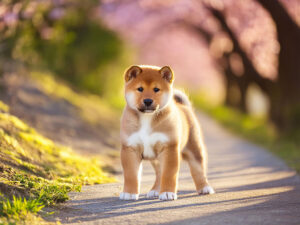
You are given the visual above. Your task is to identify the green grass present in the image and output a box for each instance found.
[31,71,123,127]
[191,93,300,173]
[0,195,44,221]
[0,100,115,224]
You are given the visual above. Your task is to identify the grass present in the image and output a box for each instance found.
[0,100,115,224]
[191,93,300,173]
[0,195,44,221]
[31,71,123,127]
[31,70,123,150]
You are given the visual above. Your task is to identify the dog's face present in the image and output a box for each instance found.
[124,65,174,113]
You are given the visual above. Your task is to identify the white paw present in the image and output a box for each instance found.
[159,192,177,201]
[198,185,215,195]
[119,192,139,200]
[146,190,159,199]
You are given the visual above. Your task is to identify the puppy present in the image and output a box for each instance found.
[120,65,214,201]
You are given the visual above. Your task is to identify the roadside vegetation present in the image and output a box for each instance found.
[2,0,299,224]
[0,0,131,109]
[191,94,300,173]
[31,71,123,128]
[0,101,115,224]
[0,1,129,223]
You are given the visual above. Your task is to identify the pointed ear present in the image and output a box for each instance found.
[124,65,142,82]
[159,66,174,83]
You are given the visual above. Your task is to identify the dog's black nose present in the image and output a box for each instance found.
[143,99,153,106]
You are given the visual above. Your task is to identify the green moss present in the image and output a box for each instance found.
[0,114,30,132]
[191,93,300,173]
[0,102,9,113]
[0,100,115,223]
[0,110,115,183]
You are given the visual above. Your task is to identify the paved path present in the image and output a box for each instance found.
[49,113,300,225]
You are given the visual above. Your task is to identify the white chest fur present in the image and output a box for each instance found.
[127,114,169,158]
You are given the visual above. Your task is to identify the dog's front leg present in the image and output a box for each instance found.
[120,146,142,200]
[159,144,180,201]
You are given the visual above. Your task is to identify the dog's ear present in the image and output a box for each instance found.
[159,66,174,83]
[124,65,142,82]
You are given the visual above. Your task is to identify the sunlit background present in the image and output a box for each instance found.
[0,1,300,222]
[0,0,299,172]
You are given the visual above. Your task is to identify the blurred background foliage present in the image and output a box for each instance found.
[0,0,299,164]
[0,1,127,222]
[0,0,299,166]
[0,0,131,105]
[99,0,300,135]
[0,1,300,222]
[2,0,299,134]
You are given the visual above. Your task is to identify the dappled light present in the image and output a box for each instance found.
[0,0,300,224]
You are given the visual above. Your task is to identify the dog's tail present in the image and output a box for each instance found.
[173,89,192,107]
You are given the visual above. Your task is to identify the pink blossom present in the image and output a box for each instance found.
[3,12,18,27]
[49,7,65,20]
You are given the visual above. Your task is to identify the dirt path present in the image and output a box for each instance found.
[47,113,300,225]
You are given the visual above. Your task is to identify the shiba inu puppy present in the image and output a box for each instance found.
[120,65,214,201]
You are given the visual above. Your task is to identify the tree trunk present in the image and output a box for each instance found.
[258,0,300,132]
[186,22,250,113]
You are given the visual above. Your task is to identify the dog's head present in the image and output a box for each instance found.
[124,65,174,113]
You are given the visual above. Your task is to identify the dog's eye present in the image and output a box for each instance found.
[137,87,143,92]
[153,88,160,93]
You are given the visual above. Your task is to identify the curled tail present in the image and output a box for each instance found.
[173,89,192,107]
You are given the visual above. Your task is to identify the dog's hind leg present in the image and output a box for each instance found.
[146,160,161,198]
[184,130,215,195]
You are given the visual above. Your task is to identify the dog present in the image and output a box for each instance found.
[120,65,214,201]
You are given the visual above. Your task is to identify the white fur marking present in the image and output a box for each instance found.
[146,190,159,199]
[125,92,136,109]
[119,192,139,200]
[127,114,169,158]
[160,91,172,109]
[198,185,215,195]
[159,192,177,201]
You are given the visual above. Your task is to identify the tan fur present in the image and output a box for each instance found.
[120,65,214,200]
